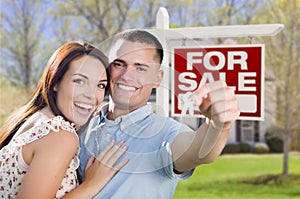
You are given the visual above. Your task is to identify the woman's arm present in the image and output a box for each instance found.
[17,130,128,199]
[17,129,79,198]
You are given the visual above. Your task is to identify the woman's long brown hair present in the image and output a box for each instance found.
[0,41,109,149]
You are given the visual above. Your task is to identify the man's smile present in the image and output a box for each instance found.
[117,83,138,91]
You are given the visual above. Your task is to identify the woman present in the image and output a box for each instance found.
[0,41,128,198]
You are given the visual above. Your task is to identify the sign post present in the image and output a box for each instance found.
[147,7,284,120]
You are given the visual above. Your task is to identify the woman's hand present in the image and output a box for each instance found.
[83,140,128,194]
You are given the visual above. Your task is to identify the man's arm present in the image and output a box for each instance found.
[171,80,240,172]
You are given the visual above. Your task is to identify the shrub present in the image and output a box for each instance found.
[266,138,283,153]
[222,143,240,154]
[253,142,270,154]
[265,126,283,140]
[265,126,284,153]
[238,142,251,153]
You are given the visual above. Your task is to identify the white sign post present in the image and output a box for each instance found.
[146,7,284,120]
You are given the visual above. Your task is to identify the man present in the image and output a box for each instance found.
[78,30,239,198]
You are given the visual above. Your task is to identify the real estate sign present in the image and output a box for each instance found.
[172,44,265,120]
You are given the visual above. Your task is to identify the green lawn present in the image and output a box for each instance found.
[173,153,300,199]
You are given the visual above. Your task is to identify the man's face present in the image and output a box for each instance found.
[109,40,163,112]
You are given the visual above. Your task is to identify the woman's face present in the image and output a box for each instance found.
[55,55,107,126]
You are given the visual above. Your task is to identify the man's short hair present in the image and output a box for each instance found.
[112,29,164,64]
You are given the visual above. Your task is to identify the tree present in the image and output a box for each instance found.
[1,0,48,89]
[188,0,261,26]
[165,0,261,44]
[254,0,300,175]
[51,0,135,45]
[50,0,204,45]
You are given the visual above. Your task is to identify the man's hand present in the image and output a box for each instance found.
[172,81,240,171]
[193,80,240,129]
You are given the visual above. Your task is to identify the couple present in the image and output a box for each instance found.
[0,30,239,198]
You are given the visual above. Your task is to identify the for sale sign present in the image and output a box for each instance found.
[172,44,265,120]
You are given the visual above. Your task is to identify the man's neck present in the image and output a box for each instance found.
[107,101,132,120]
[107,108,129,120]
[107,103,148,121]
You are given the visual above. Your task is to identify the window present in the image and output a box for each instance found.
[241,121,254,142]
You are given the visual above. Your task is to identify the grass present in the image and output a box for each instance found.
[0,77,31,126]
[173,153,300,199]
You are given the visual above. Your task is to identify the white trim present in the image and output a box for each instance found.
[147,24,284,39]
